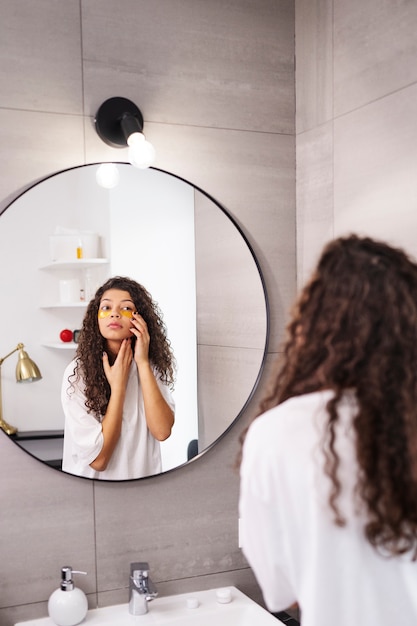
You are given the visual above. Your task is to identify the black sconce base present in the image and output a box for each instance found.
[95,97,144,148]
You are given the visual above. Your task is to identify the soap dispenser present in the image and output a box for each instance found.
[48,566,88,626]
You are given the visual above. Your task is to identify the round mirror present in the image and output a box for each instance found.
[0,164,268,480]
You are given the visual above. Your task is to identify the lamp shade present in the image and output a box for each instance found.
[0,343,42,435]
[16,346,42,383]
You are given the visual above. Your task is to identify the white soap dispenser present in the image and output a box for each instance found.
[48,566,88,626]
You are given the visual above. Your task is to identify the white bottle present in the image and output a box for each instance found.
[48,566,88,626]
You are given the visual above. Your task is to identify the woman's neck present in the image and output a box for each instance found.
[106,339,122,361]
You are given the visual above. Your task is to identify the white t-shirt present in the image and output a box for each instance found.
[239,390,417,626]
[61,359,175,481]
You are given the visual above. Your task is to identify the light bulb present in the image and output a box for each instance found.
[96,163,120,189]
[127,132,156,169]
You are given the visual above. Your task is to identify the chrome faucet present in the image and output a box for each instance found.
[129,562,158,615]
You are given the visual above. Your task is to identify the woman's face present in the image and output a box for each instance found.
[97,288,136,342]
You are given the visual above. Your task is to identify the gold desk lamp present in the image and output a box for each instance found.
[0,343,42,435]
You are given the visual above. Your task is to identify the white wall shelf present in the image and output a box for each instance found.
[40,302,87,309]
[39,255,109,348]
[40,258,109,271]
[42,342,77,349]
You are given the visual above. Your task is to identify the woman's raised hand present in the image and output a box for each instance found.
[130,312,151,365]
[102,338,133,390]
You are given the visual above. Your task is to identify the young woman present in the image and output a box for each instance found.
[62,276,175,480]
[239,235,417,625]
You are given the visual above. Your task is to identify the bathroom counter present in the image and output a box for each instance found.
[14,586,281,625]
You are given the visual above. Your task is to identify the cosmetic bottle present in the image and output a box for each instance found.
[48,566,88,626]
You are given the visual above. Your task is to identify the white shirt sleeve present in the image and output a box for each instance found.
[61,362,104,469]
[239,418,297,612]
[154,368,175,414]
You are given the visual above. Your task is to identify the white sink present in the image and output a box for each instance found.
[15,586,279,625]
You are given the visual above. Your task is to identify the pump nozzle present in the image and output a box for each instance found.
[60,566,87,591]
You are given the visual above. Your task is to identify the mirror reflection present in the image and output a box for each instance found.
[62,276,176,480]
[0,164,268,480]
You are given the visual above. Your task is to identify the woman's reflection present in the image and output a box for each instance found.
[61,276,176,480]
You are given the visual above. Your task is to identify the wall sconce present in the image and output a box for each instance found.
[95,97,156,169]
[0,343,42,435]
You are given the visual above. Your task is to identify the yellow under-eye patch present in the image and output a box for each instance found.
[98,309,135,319]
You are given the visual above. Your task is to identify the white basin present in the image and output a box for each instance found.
[15,586,279,626]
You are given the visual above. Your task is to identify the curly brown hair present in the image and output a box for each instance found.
[244,235,417,557]
[70,276,175,418]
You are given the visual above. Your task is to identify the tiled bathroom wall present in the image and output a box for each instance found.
[0,2,296,625]
[296,0,417,285]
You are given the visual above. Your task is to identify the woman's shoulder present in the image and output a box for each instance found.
[63,357,80,378]
[264,389,334,419]
[248,390,335,440]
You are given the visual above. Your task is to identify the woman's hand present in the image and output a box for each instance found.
[130,312,151,366]
[91,339,133,472]
[102,338,132,391]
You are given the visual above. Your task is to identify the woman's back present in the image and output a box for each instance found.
[240,389,417,625]
[239,235,417,623]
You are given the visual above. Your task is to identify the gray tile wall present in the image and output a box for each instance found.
[296,0,417,286]
[0,2,295,624]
